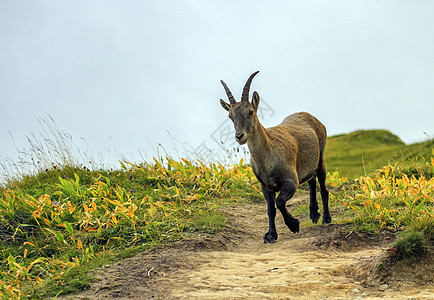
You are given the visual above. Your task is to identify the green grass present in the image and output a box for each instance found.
[393,230,428,260]
[1,128,433,298]
[329,161,434,262]
[391,213,433,260]
[0,158,260,298]
[322,130,434,260]
[326,129,434,179]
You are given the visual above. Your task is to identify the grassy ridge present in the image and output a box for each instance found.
[326,129,434,178]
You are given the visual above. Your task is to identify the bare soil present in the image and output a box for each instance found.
[67,195,433,300]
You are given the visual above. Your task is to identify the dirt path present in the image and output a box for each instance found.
[69,195,433,300]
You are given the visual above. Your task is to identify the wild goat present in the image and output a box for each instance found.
[219,71,331,243]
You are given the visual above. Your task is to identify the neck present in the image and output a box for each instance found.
[247,118,271,161]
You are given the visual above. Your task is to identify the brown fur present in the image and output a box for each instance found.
[249,112,327,190]
[220,72,331,243]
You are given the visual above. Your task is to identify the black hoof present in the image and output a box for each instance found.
[310,211,321,224]
[323,215,332,224]
[264,232,277,243]
[287,219,300,233]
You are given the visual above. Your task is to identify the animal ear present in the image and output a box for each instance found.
[220,99,231,111]
[252,91,260,110]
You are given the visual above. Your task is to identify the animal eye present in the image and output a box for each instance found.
[248,110,254,116]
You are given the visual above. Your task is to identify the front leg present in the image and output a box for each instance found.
[276,180,300,233]
[261,185,277,243]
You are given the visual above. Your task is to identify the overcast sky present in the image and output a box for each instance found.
[1,1,434,169]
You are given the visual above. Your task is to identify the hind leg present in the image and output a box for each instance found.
[308,176,321,224]
[317,157,332,224]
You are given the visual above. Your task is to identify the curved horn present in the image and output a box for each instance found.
[241,71,259,102]
[220,80,236,104]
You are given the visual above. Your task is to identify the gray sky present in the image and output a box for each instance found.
[1,1,434,168]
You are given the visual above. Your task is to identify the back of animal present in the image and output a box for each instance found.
[280,112,327,151]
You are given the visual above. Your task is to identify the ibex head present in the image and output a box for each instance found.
[220,71,261,145]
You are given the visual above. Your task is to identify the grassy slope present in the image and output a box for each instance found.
[326,129,434,178]
[0,160,261,298]
[0,129,432,298]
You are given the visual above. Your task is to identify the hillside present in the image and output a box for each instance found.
[326,129,434,178]
[0,129,433,298]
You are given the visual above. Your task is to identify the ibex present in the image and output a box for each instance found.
[220,71,331,243]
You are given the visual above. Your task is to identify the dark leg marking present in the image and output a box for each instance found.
[308,176,321,224]
[276,180,299,233]
[262,185,278,243]
[317,157,332,224]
